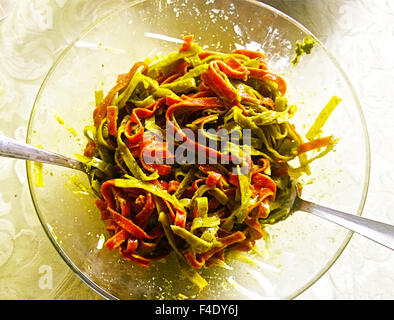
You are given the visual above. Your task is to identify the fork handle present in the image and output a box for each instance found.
[297,198,394,250]
[0,135,86,171]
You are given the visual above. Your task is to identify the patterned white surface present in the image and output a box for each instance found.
[0,0,393,299]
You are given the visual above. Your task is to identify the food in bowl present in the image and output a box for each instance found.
[80,35,339,288]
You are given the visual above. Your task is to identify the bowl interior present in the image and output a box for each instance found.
[26,0,369,299]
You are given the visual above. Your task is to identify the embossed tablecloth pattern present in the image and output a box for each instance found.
[0,0,393,299]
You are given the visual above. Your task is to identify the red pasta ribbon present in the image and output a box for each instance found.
[179,35,194,52]
[93,62,148,127]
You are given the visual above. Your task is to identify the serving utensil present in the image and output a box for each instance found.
[286,182,394,250]
[1,134,393,250]
[0,135,89,173]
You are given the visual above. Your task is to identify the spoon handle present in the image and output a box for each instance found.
[0,135,86,172]
[297,198,394,250]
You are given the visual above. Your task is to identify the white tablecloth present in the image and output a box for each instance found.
[0,0,393,299]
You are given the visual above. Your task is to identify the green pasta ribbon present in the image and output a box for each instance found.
[306,96,342,140]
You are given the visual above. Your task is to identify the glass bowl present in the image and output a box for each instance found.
[26,0,370,300]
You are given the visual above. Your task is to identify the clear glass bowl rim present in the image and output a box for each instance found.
[26,0,371,300]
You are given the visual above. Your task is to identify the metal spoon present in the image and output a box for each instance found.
[0,135,111,200]
[1,135,393,250]
[286,182,394,250]
[0,135,89,173]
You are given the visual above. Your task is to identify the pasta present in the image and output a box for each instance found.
[82,35,337,288]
